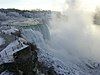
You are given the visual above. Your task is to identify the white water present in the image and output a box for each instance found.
[49,0,100,63]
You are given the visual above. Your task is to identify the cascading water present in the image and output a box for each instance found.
[17,24,50,41]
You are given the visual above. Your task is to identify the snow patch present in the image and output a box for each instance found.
[0,40,28,64]
[0,37,5,46]
[2,27,19,35]
[1,70,14,75]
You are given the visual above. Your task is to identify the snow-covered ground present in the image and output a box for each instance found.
[0,37,5,46]
[1,27,19,35]
[0,40,28,65]
[1,70,14,75]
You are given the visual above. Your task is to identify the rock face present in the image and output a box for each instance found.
[0,27,73,75]
[0,27,36,74]
[0,42,38,75]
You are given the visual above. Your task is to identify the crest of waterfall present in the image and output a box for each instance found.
[21,29,47,50]
[18,24,50,41]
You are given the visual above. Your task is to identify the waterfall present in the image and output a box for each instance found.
[19,24,50,41]
[21,29,47,50]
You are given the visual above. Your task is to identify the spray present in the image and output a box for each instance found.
[49,0,100,62]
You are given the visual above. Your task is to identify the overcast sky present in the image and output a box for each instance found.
[0,0,65,11]
[0,0,100,11]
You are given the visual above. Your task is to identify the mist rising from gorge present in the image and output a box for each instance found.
[49,0,100,62]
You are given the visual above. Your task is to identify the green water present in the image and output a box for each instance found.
[16,24,50,40]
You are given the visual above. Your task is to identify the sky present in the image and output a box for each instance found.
[0,0,65,11]
[0,0,100,11]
